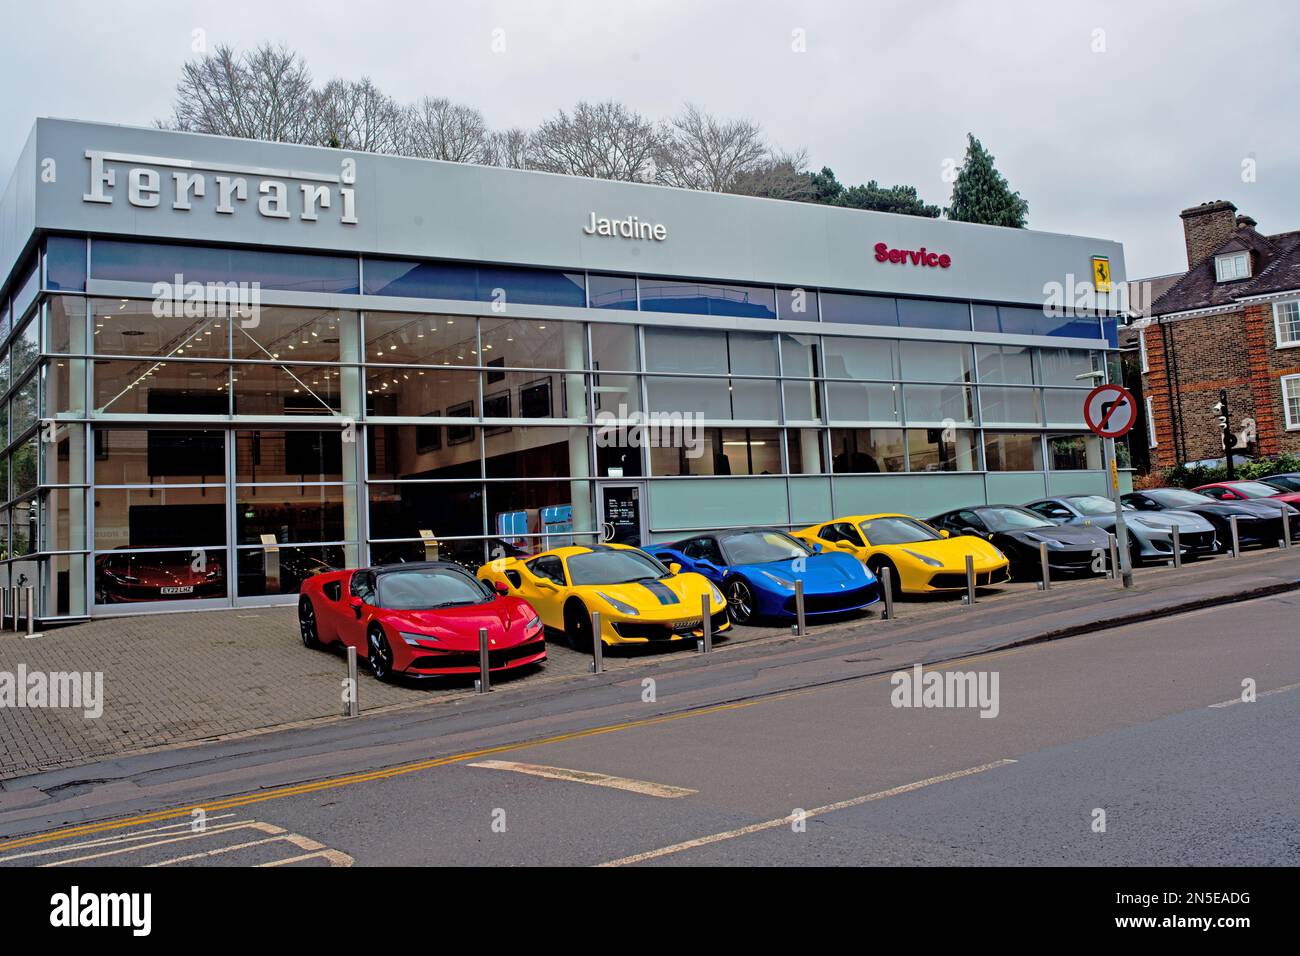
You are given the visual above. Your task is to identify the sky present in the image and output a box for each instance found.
[1,0,1297,279]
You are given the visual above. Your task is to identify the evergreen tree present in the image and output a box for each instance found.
[945,134,1028,227]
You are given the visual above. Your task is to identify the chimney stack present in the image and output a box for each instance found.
[1236,214,1257,230]
[1180,200,1238,269]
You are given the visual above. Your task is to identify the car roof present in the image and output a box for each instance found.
[368,561,476,577]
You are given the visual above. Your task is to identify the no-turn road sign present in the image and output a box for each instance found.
[1083,383,1137,438]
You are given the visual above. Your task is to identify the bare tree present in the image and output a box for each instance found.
[403,97,491,163]
[727,148,816,202]
[656,104,768,191]
[526,101,661,181]
[483,127,532,169]
[314,77,405,153]
[166,43,316,143]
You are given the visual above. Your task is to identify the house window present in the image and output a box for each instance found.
[1274,300,1300,348]
[1138,327,1149,372]
[1214,252,1251,282]
[1284,375,1300,431]
[1145,395,1158,448]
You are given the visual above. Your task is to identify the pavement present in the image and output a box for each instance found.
[0,546,1298,787]
[2,589,1296,868]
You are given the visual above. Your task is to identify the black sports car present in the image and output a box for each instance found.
[928,504,1111,578]
[1121,488,1300,550]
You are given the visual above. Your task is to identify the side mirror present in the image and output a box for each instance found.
[809,541,824,553]
[348,595,363,619]
[668,562,683,575]
[535,579,558,591]
[492,581,510,596]
[939,529,951,538]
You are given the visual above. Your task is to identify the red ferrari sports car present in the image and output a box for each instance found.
[1192,479,1300,507]
[95,550,226,603]
[298,561,546,681]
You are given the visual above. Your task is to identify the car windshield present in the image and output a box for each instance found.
[1146,489,1212,507]
[1265,475,1300,492]
[376,568,490,610]
[721,531,810,564]
[1068,495,1115,516]
[859,517,942,544]
[1226,481,1286,498]
[980,507,1054,531]
[567,549,669,585]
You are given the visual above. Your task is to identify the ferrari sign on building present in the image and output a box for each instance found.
[1083,384,1137,438]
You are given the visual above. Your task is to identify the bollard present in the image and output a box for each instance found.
[1229,515,1241,558]
[1282,508,1292,550]
[24,587,38,639]
[345,645,359,717]
[476,626,491,694]
[963,555,976,606]
[1,587,8,627]
[11,587,20,633]
[793,579,807,636]
[590,610,604,673]
[880,566,895,620]
[1171,525,1182,569]
[697,594,713,653]
[1108,534,1119,581]
[1038,541,1051,590]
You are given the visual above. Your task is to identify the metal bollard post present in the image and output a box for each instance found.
[1037,541,1051,590]
[1171,525,1182,569]
[1229,515,1241,558]
[697,594,713,653]
[1108,534,1119,580]
[880,566,895,620]
[793,579,806,636]
[345,645,359,717]
[1281,508,1292,550]
[24,587,38,639]
[11,587,20,632]
[963,555,976,606]
[1,587,8,627]
[475,626,491,694]
[590,610,604,673]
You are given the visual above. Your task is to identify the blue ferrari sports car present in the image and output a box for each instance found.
[652,528,881,624]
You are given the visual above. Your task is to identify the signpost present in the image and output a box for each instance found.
[1083,383,1137,589]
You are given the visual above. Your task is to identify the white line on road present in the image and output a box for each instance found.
[598,759,1017,866]
[1209,680,1300,708]
[468,760,698,798]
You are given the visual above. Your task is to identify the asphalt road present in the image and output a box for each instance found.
[4,590,1297,867]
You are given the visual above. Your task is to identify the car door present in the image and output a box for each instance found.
[340,570,377,650]
[516,555,568,630]
[820,521,866,556]
[683,537,726,580]
[313,577,350,644]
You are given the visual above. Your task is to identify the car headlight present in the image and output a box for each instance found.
[1025,533,1064,549]
[399,630,439,645]
[901,548,944,568]
[759,570,796,589]
[597,592,640,616]
[709,582,725,605]
[524,615,542,634]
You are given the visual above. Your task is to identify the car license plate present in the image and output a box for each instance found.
[159,586,194,595]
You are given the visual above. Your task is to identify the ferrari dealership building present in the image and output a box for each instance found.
[0,119,1126,621]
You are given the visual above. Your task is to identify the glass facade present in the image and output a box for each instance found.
[0,235,1115,620]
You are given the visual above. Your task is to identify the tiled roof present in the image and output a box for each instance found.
[1150,226,1300,316]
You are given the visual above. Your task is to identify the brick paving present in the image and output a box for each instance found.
[1,549,1296,781]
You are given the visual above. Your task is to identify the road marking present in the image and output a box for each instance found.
[147,833,329,866]
[469,760,697,798]
[598,759,1017,867]
[1209,680,1300,708]
[39,822,286,866]
[2,592,1274,856]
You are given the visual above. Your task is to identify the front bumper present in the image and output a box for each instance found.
[778,582,881,616]
[403,635,547,675]
[608,608,732,643]
[921,563,1011,591]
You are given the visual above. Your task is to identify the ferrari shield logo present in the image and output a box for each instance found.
[1091,256,1112,292]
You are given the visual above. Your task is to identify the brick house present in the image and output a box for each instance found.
[1127,200,1300,469]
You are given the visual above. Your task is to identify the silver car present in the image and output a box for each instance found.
[1025,494,1218,563]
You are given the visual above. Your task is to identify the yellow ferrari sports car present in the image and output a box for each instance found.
[477,542,730,649]
[792,514,1010,596]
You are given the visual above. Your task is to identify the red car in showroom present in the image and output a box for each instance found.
[1192,479,1300,507]
[298,562,546,681]
[95,549,226,603]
